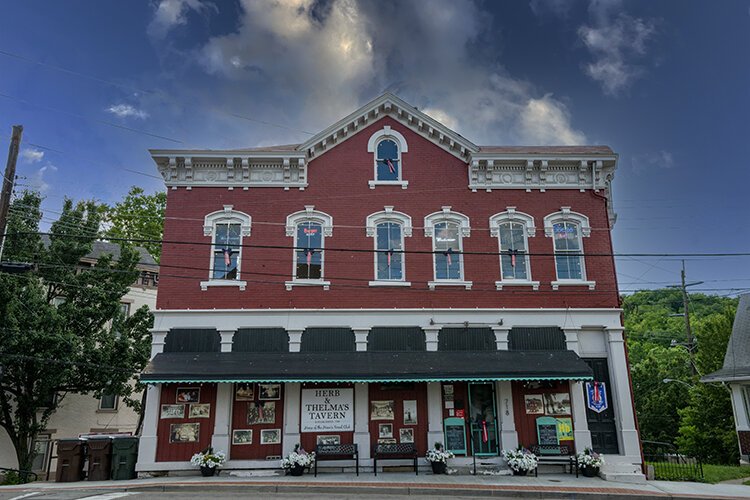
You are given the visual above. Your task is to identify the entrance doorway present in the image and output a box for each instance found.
[468,383,499,456]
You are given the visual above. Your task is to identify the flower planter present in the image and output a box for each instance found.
[512,469,528,476]
[200,466,216,477]
[289,464,306,476]
[581,465,599,478]
[430,461,447,474]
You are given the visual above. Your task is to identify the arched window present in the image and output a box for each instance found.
[424,207,471,289]
[544,207,595,290]
[201,206,251,291]
[367,126,409,188]
[286,206,333,290]
[366,207,412,285]
[489,208,539,290]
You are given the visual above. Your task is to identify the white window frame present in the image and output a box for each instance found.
[366,207,412,286]
[544,207,595,290]
[367,126,409,189]
[31,433,52,472]
[98,394,118,411]
[200,205,251,291]
[285,206,333,290]
[489,207,539,290]
[424,206,471,290]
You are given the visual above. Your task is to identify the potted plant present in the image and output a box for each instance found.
[501,447,538,476]
[281,444,316,476]
[425,442,454,474]
[576,447,604,477]
[190,447,226,477]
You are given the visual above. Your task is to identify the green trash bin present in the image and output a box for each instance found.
[110,436,139,480]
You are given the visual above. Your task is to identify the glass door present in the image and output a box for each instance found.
[468,383,499,456]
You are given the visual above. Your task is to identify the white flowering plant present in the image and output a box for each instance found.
[425,442,455,463]
[576,447,604,468]
[501,447,538,472]
[190,447,226,468]
[280,444,316,469]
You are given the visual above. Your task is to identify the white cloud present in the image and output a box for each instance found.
[20,148,44,163]
[29,163,58,193]
[520,95,586,145]
[631,150,674,174]
[106,104,149,119]
[148,0,216,39]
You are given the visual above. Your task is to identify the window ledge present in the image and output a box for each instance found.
[96,409,118,414]
[368,180,409,189]
[551,280,596,290]
[495,280,540,291]
[428,280,473,290]
[369,280,412,287]
[200,280,247,291]
[285,279,331,291]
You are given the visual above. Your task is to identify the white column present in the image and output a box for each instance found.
[288,329,304,352]
[425,327,440,352]
[492,326,510,351]
[427,382,443,449]
[282,383,301,455]
[606,328,640,456]
[496,381,517,451]
[211,384,232,453]
[150,330,168,358]
[731,384,750,430]
[135,383,161,471]
[353,328,370,352]
[564,329,592,449]
[354,383,371,460]
[218,330,234,353]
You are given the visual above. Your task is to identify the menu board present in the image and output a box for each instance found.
[443,417,466,455]
[536,416,560,447]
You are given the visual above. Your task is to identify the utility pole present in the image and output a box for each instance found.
[668,260,703,376]
[0,125,23,261]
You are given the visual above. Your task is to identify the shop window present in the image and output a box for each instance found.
[202,205,251,291]
[286,206,333,290]
[544,208,595,290]
[424,207,471,289]
[367,126,409,188]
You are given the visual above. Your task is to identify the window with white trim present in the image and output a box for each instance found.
[367,126,409,188]
[543,208,593,288]
[99,393,118,411]
[498,222,529,280]
[424,207,471,288]
[202,206,251,290]
[366,207,412,285]
[286,206,333,289]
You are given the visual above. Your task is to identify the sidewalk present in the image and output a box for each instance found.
[1,472,749,499]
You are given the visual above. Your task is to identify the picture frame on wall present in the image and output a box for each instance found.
[235,383,254,401]
[188,403,211,418]
[316,435,340,446]
[169,423,199,443]
[399,428,414,444]
[370,400,395,420]
[403,400,418,425]
[378,423,393,438]
[175,387,200,403]
[378,438,396,444]
[258,384,281,401]
[260,428,281,445]
[524,394,545,415]
[246,402,276,425]
[160,404,185,419]
[544,393,572,415]
[232,429,253,445]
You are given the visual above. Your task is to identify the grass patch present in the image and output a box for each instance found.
[701,464,750,484]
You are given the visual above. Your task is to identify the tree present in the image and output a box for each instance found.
[0,191,152,476]
[103,186,166,262]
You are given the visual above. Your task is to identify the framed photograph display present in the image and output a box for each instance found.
[316,435,341,446]
[260,428,281,445]
[544,393,572,415]
[258,384,281,401]
[247,402,276,425]
[378,423,393,438]
[160,404,185,419]
[403,400,418,425]
[370,400,395,420]
[235,383,254,401]
[524,394,545,415]
[399,428,414,444]
[232,429,253,445]
[175,387,200,403]
[378,438,396,444]
[188,403,211,418]
[169,423,199,443]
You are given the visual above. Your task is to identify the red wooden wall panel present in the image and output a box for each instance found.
[512,381,576,452]
[156,383,217,462]
[230,383,284,459]
[367,383,428,455]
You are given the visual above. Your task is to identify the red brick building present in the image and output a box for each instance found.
[137,93,641,479]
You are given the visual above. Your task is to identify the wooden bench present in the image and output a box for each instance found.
[530,445,578,477]
[372,443,418,476]
[314,443,359,477]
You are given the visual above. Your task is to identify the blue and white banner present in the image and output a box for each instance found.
[585,381,608,413]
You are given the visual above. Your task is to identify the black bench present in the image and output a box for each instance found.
[314,443,359,476]
[530,445,578,477]
[372,443,418,476]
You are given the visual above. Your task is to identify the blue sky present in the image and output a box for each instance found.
[1,0,748,295]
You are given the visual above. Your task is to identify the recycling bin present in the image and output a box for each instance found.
[86,437,112,481]
[110,436,139,480]
[55,439,85,482]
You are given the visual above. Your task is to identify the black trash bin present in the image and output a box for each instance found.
[111,437,139,480]
[55,439,85,482]
[87,437,113,481]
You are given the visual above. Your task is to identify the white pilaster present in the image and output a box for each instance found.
[492,326,510,350]
[212,384,232,453]
[219,330,234,353]
[288,329,303,352]
[353,328,370,352]
[282,383,301,455]
[731,384,750,430]
[425,327,440,351]
[427,382,443,448]
[354,383,370,459]
[570,381,592,450]
[150,330,168,358]
[606,328,640,457]
[563,329,581,353]
[135,384,161,471]
[496,381,518,451]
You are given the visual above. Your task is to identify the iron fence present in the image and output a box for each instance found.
[642,440,703,481]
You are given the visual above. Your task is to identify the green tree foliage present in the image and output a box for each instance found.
[103,186,166,262]
[0,191,152,477]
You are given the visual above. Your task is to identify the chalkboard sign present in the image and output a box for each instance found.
[536,416,559,447]
[443,417,467,455]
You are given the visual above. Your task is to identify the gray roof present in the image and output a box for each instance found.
[702,294,750,383]
[41,235,158,268]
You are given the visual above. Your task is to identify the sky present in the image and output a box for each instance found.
[0,0,748,296]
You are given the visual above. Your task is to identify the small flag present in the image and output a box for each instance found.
[223,247,232,266]
[482,420,488,443]
[305,248,314,266]
[386,248,394,267]
[445,247,453,266]
[385,158,396,174]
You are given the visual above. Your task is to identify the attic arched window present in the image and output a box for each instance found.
[367,126,409,189]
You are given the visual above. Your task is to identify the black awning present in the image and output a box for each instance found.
[140,350,593,384]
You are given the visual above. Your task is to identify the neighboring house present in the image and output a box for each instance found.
[0,241,159,477]
[137,92,642,481]
[701,293,750,464]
